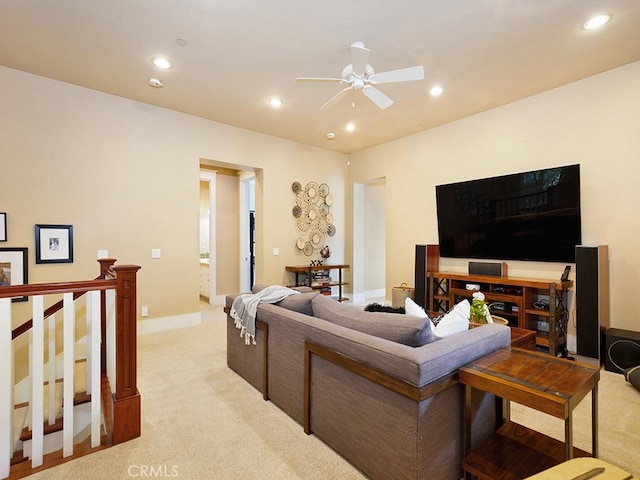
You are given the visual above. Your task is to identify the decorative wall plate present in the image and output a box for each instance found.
[296,238,305,250]
[296,219,310,231]
[292,181,302,194]
[327,224,336,237]
[325,212,334,224]
[325,194,334,206]
[292,205,302,218]
[304,181,320,203]
[319,183,330,197]
[303,242,313,256]
[311,231,325,248]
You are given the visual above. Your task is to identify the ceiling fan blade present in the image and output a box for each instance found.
[362,86,394,110]
[296,77,345,83]
[320,86,352,110]
[350,42,370,76]
[369,65,424,84]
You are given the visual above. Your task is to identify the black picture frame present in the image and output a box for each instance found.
[0,213,6,242]
[35,224,74,264]
[0,247,28,302]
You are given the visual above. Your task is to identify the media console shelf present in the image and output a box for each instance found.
[427,271,572,356]
[286,264,349,302]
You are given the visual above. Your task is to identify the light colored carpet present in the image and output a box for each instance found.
[26,304,639,479]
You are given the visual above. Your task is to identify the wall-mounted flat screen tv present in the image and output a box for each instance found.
[436,164,581,263]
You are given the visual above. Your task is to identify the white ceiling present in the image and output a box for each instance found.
[2,1,639,154]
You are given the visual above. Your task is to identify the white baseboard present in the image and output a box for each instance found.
[137,312,202,335]
[350,289,386,305]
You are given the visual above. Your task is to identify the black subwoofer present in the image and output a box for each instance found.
[604,328,640,374]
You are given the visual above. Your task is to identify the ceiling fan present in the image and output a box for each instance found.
[296,41,424,110]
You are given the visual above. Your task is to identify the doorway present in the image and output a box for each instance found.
[239,172,256,293]
[200,162,256,300]
[352,177,386,303]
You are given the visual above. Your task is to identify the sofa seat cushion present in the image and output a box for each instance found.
[311,295,435,347]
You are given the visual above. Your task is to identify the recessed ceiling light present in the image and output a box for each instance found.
[326,132,336,140]
[345,123,356,132]
[583,14,611,30]
[148,78,163,88]
[176,38,187,47]
[268,97,283,108]
[429,85,443,96]
[152,57,171,69]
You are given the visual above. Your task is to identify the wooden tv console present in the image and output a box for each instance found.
[427,271,572,356]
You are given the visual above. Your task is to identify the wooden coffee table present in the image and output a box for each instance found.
[459,348,600,480]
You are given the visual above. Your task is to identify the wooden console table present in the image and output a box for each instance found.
[285,264,349,302]
[459,348,600,480]
[427,272,572,355]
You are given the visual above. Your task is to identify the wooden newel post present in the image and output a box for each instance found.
[98,258,117,278]
[112,264,142,444]
[98,258,117,374]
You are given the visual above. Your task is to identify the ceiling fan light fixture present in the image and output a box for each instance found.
[583,14,611,30]
[429,85,443,96]
[268,97,283,108]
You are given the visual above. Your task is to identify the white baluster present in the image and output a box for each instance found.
[0,298,13,479]
[85,294,91,395]
[48,313,56,426]
[62,293,75,457]
[31,296,44,468]
[88,291,101,447]
[106,288,116,390]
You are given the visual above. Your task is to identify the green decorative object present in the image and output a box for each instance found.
[470,291,490,324]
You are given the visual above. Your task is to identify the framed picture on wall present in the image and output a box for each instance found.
[0,247,28,302]
[35,224,74,264]
[0,213,6,242]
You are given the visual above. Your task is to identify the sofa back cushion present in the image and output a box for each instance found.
[276,291,319,316]
[311,295,435,347]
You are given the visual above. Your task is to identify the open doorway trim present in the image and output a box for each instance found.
[239,171,255,293]
[200,170,217,303]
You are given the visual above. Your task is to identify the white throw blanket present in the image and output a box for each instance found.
[230,285,300,345]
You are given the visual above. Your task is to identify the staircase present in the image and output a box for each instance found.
[0,259,141,479]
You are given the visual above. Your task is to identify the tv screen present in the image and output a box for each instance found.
[436,164,582,263]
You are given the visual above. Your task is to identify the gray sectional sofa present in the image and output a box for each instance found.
[225,287,511,480]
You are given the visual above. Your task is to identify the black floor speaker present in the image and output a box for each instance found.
[575,245,609,360]
[414,244,438,309]
[604,328,640,374]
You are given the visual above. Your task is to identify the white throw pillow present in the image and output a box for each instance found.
[435,300,470,338]
[405,297,437,338]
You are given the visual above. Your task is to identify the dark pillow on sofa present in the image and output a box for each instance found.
[624,365,640,392]
[311,295,435,347]
[276,292,319,316]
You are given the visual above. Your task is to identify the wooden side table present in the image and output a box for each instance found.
[510,327,536,351]
[285,264,349,301]
[459,348,600,480]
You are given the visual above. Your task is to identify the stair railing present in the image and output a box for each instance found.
[0,259,140,479]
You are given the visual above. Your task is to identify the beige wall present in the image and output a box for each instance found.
[349,60,640,332]
[0,66,348,332]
